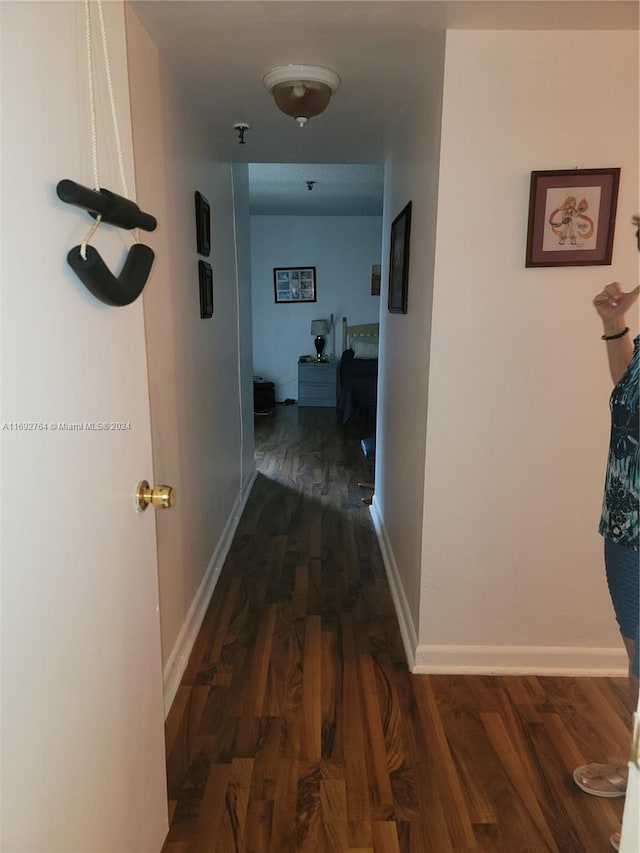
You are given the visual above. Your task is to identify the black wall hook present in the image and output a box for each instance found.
[57,179,157,231]
[67,244,154,306]
[57,179,157,306]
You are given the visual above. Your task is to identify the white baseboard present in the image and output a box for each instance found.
[413,644,628,676]
[162,467,258,717]
[369,499,418,670]
[369,501,628,679]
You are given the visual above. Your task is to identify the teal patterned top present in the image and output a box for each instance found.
[599,335,639,549]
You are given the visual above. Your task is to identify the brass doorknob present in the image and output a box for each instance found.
[136,480,175,511]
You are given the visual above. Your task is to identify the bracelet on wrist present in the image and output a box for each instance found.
[601,327,629,341]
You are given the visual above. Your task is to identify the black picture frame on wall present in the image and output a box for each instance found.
[198,260,213,318]
[273,267,317,303]
[388,201,412,314]
[195,191,211,256]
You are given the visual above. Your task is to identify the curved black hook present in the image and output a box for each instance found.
[67,243,154,306]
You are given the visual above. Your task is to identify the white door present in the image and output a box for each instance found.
[620,709,640,851]
[1,3,168,851]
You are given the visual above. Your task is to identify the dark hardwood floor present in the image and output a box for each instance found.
[162,404,629,852]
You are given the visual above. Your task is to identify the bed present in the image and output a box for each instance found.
[337,317,379,424]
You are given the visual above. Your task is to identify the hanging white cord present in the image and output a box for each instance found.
[81,0,139,260]
[96,0,129,201]
[81,0,102,259]
[85,0,99,192]
[96,0,139,244]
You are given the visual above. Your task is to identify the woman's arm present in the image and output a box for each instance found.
[593,282,639,385]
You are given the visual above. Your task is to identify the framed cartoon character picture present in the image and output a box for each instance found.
[525,168,620,267]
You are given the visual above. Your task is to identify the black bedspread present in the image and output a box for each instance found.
[337,349,378,424]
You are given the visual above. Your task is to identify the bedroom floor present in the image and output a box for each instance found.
[162,404,629,852]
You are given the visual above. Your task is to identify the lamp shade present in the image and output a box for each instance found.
[264,65,340,128]
[310,319,329,336]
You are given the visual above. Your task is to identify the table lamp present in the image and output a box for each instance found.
[310,319,329,361]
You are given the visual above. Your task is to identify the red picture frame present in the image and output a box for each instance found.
[525,168,620,268]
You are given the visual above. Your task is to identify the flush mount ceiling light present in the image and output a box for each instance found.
[263,65,340,128]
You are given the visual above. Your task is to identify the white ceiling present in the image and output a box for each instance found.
[248,163,384,214]
[130,1,638,214]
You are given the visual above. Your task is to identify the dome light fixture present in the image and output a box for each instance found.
[263,64,340,128]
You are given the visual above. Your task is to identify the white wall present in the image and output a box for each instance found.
[250,215,382,400]
[379,29,638,674]
[126,8,256,711]
[371,32,446,661]
[234,165,258,482]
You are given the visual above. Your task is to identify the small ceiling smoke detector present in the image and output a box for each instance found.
[263,64,340,128]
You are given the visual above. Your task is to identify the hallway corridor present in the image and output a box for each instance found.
[162,405,628,852]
